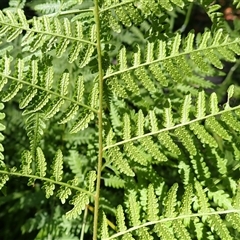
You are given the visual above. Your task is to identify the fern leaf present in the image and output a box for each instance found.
[134,67,156,93]
[226,85,234,109]
[191,155,211,179]
[20,150,32,175]
[107,77,128,98]
[79,44,95,68]
[2,58,24,101]
[163,59,182,82]
[70,110,94,133]
[195,181,209,212]
[116,205,127,231]
[206,117,231,141]
[19,59,39,109]
[25,113,46,155]
[108,13,121,33]
[163,99,174,128]
[103,174,125,189]
[137,109,144,136]
[226,213,240,232]
[149,110,158,132]
[175,127,197,156]
[101,212,109,239]
[124,142,149,166]
[23,92,51,115]
[209,92,219,114]
[178,161,192,186]
[209,214,233,240]
[0,174,9,190]
[119,46,127,70]
[158,132,181,156]
[145,41,154,63]
[181,94,191,123]
[107,147,135,176]
[58,104,79,124]
[196,90,206,118]
[140,136,168,162]
[147,184,159,221]
[89,81,99,109]
[189,122,218,148]
[154,222,175,240]
[51,149,63,182]
[19,88,38,109]
[1,82,22,102]
[170,32,181,56]
[198,30,211,49]
[221,112,240,133]
[173,220,191,240]
[217,47,236,62]
[174,55,193,77]
[85,170,96,193]
[36,147,47,177]
[204,49,223,69]
[123,113,131,140]
[180,184,193,216]
[184,31,194,52]
[127,191,141,226]
[66,192,89,219]
[44,98,65,119]
[57,185,72,204]
[149,63,168,86]
[122,72,139,94]
[43,182,55,198]
[74,75,85,102]
[191,52,210,73]
[164,183,178,218]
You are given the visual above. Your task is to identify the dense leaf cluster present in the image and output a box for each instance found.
[0,0,240,239]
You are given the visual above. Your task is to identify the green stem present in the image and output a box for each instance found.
[80,206,88,240]
[179,2,193,33]
[93,0,104,239]
[0,170,94,196]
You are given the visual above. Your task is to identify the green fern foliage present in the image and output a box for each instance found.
[1,1,240,239]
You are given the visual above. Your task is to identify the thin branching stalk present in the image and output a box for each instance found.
[93,0,104,239]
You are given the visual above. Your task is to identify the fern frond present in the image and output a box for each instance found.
[36,147,47,177]
[147,184,159,221]
[158,132,181,156]
[107,147,134,176]
[154,222,175,240]
[70,110,94,133]
[25,113,46,156]
[101,212,109,239]
[173,220,191,240]
[103,174,125,189]
[174,127,197,156]
[51,149,63,182]
[139,137,168,162]
[0,173,9,190]
[85,170,96,193]
[124,142,149,166]
[66,192,89,220]
[163,183,178,218]
[20,150,32,175]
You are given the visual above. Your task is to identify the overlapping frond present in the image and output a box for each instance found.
[0,55,98,133]
[0,147,95,219]
[0,9,96,64]
[102,181,240,240]
[104,85,240,180]
[100,0,192,32]
[104,29,240,98]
